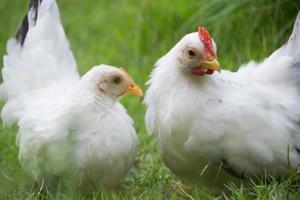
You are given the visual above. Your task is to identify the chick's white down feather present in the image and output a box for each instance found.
[145,13,300,180]
[1,0,138,190]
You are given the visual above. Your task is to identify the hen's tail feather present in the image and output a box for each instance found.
[15,14,29,46]
[16,0,43,46]
[1,0,79,126]
[279,12,300,60]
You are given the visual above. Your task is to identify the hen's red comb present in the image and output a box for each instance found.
[198,26,215,58]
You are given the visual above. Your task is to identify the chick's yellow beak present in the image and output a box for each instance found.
[201,58,221,72]
[126,84,143,96]
[119,67,143,97]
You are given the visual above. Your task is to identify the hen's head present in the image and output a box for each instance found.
[165,27,220,76]
[82,65,143,99]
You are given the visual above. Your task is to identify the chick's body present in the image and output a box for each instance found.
[1,0,140,191]
[17,73,138,188]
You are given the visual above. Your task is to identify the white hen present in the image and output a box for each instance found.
[145,13,300,181]
[1,0,142,191]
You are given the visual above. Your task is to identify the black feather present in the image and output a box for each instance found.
[15,0,43,46]
[15,14,29,46]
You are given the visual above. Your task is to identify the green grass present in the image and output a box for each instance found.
[0,0,300,199]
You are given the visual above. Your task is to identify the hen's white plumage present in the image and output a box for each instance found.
[1,0,140,191]
[145,13,300,180]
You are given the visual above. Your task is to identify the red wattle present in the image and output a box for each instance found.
[205,69,214,75]
[191,68,214,76]
[191,68,206,76]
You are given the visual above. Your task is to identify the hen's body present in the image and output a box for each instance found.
[145,13,300,180]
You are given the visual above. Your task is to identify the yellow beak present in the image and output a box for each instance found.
[125,84,143,96]
[201,58,221,72]
[119,67,143,96]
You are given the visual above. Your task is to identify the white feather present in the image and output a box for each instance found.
[1,0,137,190]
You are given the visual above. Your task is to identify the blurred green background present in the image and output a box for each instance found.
[0,0,299,199]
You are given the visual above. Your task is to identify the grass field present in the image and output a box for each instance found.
[0,0,300,199]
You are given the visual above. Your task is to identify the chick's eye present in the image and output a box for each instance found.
[112,76,122,84]
[187,49,196,57]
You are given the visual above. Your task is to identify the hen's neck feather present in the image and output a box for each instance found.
[59,81,116,116]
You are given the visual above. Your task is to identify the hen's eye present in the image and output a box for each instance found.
[187,49,196,57]
[112,76,122,84]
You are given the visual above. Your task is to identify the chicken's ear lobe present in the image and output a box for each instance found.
[198,26,215,58]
